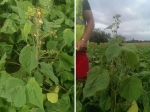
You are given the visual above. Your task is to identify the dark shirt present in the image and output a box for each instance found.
[83,0,91,10]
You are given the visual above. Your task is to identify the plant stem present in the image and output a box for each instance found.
[6,61,21,66]
[58,84,68,92]
[36,28,40,59]
[110,58,115,112]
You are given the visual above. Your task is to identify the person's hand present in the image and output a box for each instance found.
[76,39,87,51]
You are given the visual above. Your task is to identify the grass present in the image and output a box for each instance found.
[123,42,150,48]
[89,42,150,48]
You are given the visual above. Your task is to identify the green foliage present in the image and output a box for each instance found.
[5,77,26,107]
[45,93,71,112]
[118,77,143,101]
[0,0,74,111]
[26,78,44,111]
[1,19,18,34]
[83,67,109,98]
[40,62,58,84]
[79,39,150,112]
[77,14,150,112]
[19,46,38,74]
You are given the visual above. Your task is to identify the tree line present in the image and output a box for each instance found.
[89,28,111,44]
[89,28,150,44]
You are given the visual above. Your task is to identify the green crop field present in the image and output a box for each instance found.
[93,42,150,48]
[77,38,150,112]
[123,42,150,48]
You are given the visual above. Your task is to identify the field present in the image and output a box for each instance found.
[96,42,150,48]
[77,38,150,112]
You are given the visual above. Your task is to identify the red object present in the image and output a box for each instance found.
[76,49,89,78]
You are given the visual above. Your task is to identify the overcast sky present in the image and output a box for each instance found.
[88,0,150,41]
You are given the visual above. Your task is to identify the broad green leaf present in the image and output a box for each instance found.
[20,105,33,112]
[26,78,44,112]
[39,0,53,11]
[0,13,11,18]
[40,62,58,84]
[61,71,74,83]
[45,93,70,112]
[83,67,109,98]
[0,42,13,59]
[29,108,41,112]
[105,44,122,62]
[22,23,31,42]
[118,77,143,101]
[46,41,58,51]
[47,93,58,103]
[53,18,64,24]
[127,100,138,112]
[105,37,123,62]
[54,10,65,19]
[100,94,111,111]
[16,1,34,19]
[58,53,74,71]
[0,19,18,34]
[7,13,20,22]
[43,20,61,31]
[0,53,6,70]
[0,71,11,98]
[65,19,74,27]
[5,77,26,107]
[0,0,7,5]
[122,44,137,52]
[34,71,43,86]
[124,51,138,70]
[10,6,18,13]
[19,46,38,74]
[7,106,16,112]
[108,37,123,46]
[63,29,74,46]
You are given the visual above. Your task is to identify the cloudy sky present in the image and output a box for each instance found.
[88,0,150,41]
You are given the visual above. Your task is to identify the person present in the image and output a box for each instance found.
[76,0,94,82]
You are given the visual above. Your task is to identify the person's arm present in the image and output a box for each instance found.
[82,10,95,42]
[76,10,94,51]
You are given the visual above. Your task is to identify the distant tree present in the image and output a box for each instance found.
[89,28,111,44]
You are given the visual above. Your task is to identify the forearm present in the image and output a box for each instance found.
[76,1,94,51]
[81,10,95,42]
[82,19,95,42]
